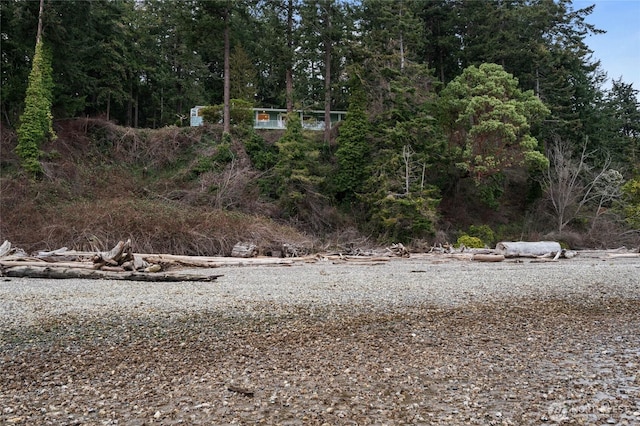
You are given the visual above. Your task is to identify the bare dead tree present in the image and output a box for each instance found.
[542,137,620,233]
[400,144,431,195]
[402,144,413,195]
[589,169,624,234]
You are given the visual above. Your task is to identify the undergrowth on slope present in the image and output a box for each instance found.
[0,119,315,254]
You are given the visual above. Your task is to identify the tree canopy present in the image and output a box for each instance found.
[2,0,638,243]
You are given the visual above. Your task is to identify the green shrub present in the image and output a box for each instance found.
[212,142,234,164]
[199,105,222,124]
[200,99,253,127]
[229,99,253,125]
[621,178,640,229]
[467,224,496,246]
[456,234,484,248]
[244,131,277,171]
[190,143,235,179]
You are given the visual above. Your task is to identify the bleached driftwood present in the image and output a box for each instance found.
[93,239,133,266]
[2,265,221,282]
[0,240,12,258]
[142,254,301,267]
[387,243,410,258]
[496,241,562,258]
[0,260,97,269]
[231,242,257,258]
[607,253,640,258]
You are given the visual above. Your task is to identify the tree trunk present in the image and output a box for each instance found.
[323,2,332,145]
[134,91,139,128]
[286,0,294,113]
[106,93,111,121]
[223,4,231,134]
[36,0,44,45]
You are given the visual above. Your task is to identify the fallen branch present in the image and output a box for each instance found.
[472,254,505,262]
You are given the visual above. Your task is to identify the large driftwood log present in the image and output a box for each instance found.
[0,260,97,269]
[142,254,301,267]
[496,241,562,258]
[2,265,221,282]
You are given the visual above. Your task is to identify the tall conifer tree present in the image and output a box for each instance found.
[16,0,55,177]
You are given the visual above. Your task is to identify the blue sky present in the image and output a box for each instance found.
[573,0,640,94]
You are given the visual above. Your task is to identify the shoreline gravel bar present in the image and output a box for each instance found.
[2,255,639,327]
[1,254,639,425]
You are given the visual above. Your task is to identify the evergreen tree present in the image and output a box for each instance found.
[87,0,135,122]
[333,72,370,201]
[229,43,257,102]
[274,112,324,222]
[16,3,55,177]
[0,0,41,128]
[136,0,209,127]
[415,0,459,83]
[605,79,640,172]
[439,63,549,182]
[251,0,299,109]
[360,0,423,71]
[296,0,350,112]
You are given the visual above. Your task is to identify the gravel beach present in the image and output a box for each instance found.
[1,254,639,425]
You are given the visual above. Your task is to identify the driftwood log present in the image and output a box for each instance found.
[472,254,505,262]
[2,265,221,282]
[142,254,304,267]
[496,241,562,258]
[0,260,97,269]
[0,240,224,282]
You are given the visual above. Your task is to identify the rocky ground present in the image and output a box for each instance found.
[1,254,639,425]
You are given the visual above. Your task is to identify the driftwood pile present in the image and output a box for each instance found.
[0,240,222,282]
[0,238,423,281]
[1,238,637,281]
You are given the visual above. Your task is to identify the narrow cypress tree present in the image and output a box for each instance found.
[16,0,55,178]
[16,39,55,177]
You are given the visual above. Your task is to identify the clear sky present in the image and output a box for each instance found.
[573,0,640,94]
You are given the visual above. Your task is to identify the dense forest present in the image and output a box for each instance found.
[1,0,639,253]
